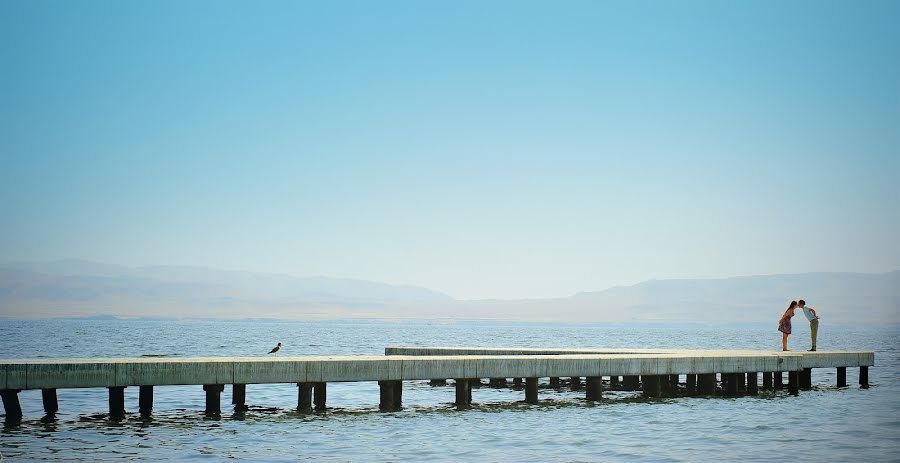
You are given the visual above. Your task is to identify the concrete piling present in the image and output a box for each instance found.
[746,373,758,395]
[231,384,246,412]
[800,368,812,390]
[698,374,716,394]
[379,380,402,411]
[859,366,869,388]
[525,378,539,404]
[1,390,22,424]
[297,383,313,412]
[429,379,447,386]
[569,377,582,391]
[788,372,799,395]
[512,377,523,389]
[314,383,327,411]
[41,389,58,417]
[139,386,154,416]
[686,374,697,394]
[642,375,661,398]
[203,384,224,416]
[836,367,847,387]
[550,377,560,389]
[108,386,126,420]
[762,372,773,390]
[723,373,739,395]
[609,376,620,388]
[454,379,470,409]
[774,372,784,390]
[623,375,640,391]
[586,376,602,401]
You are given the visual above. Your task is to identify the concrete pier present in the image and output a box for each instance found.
[0,349,874,420]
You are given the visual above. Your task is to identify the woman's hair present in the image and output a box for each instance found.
[786,300,798,312]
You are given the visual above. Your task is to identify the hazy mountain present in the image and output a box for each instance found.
[0,260,897,324]
[0,260,452,319]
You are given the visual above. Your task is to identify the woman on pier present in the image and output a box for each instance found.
[778,301,797,351]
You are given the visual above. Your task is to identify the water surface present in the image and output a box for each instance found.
[0,320,896,462]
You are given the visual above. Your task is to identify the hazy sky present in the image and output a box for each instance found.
[1,0,898,299]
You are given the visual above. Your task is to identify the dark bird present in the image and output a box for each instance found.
[268,342,282,356]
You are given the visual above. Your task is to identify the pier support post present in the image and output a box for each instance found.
[454,379,470,409]
[774,372,784,390]
[746,373,758,395]
[525,378,539,404]
[788,372,799,395]
[139,386,154,416]
[297,383,313,412]
[231,384,246,412]
[550,377,560,389]
[686,375,697,394]
[762,372,773,390]
[379,380,402,411]
[610,376,620,388]
[642,375,661,398]
[836,367,847,388]
[569,377,582,391]
[42,389,58,418]
[623,376,640,391]
[314,382,327,411]
[429,379,447,387]
[108,386,126,420]
[724,374,739,395]
[801,368,812,390]
[859,366,869,389]
[586,376,602,401]
[512,377,523,389]
[1,390,22,424]
[669,375,679,391]
[698,374,716,394]
[489,378,507,388]
[203,384,224,416]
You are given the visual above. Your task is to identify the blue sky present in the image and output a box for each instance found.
[1,0,898,299]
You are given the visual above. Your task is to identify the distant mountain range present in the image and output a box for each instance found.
[1,260,897,325]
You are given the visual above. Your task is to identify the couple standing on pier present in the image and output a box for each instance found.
[778,300,820,352]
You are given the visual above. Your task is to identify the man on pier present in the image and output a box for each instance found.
[798,300,820,351]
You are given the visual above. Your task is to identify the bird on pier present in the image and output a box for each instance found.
[268,342,282,356]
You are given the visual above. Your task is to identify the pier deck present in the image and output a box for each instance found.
[0,349,874,423]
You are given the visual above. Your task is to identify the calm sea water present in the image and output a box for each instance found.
[0,319,898,462]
